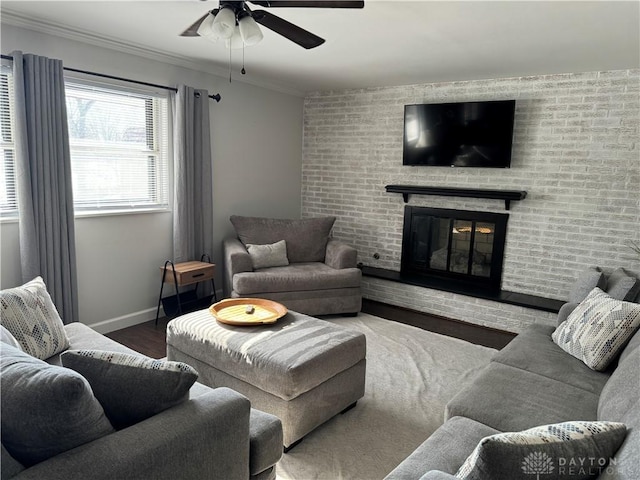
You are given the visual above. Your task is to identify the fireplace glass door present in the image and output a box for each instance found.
[402,207,508,292]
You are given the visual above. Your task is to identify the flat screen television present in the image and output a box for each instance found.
[402,100,516,168]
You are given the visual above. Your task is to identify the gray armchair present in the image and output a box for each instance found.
[223,216,362,316]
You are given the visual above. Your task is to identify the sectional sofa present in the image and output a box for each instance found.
[1,279,283,480]
[386,267,640,480]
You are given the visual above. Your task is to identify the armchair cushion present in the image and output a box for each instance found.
[60,350,198,429]
[230,215,335,263]
[1,344,114,467]
[233,263,361,295]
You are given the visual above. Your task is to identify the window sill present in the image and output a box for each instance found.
[75,207,171,219]
[0,207,171,223]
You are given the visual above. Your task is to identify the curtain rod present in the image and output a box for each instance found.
[1,54,221,102]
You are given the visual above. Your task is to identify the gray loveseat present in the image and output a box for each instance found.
[386,268,640,480]
[1,322,283,480]
[223,215,362,316]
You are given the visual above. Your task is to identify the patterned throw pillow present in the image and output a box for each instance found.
[61,350,198,429]
[0,277,69,359]
[552,287,640,371]
[246,240,290,269]
[456,421,627,480]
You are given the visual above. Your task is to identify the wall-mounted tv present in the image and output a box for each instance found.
[403,100,516,168]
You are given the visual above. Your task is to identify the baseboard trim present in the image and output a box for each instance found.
[89,307,159,334]
[361,298,516,349]
[89,289,225,334]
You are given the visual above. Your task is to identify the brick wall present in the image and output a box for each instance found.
[302,70,640,333]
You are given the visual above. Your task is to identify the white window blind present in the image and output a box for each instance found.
[0,67,16,216]
[65,81,169,212]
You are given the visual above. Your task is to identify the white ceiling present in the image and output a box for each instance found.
[2,1,639,96]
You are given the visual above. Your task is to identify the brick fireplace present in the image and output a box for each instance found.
[301,69,639,333]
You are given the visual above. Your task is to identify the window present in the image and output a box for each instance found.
[66,81,169,212]
[0,75,170,217]
[0,67,16,216]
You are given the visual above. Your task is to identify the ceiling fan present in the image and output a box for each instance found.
[181,1,365,50]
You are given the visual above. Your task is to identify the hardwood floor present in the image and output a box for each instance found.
[105,300,516,356]
[105,317,170,359]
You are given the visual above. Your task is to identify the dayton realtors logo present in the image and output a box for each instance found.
[522,451,619,478]
[521,452,554,479]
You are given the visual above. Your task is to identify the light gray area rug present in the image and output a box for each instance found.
[276,313,496,480]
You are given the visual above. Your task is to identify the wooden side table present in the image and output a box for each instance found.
[155,257,217,325]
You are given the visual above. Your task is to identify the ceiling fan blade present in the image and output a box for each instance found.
[249,1,364,8]
[180,11,216,37]
[253,10,325,49]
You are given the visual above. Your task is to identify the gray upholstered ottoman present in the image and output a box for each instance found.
[166,308,366,450]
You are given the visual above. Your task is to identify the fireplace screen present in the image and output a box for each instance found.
[402,207,508,292]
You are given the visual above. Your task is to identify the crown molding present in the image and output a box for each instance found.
[1,10,305,97]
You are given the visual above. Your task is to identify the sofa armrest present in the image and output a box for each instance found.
[12,388,251,480]
[223,237,254,296]
[249,409,283,476]
[325,239,357,269]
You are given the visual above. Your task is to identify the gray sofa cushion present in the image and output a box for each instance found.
[445,362,600,432]
[0,277,69,359]
[0,344,114,466]
[384,416,499,479]
[455,421,627,480]
[1,444,24,478]
[61,350,198,429]
[230,215,336,263]
[492,324,611,395]
[606,267,640,301]
[233,262,361,294]
[598,346,639,423]
[596,347,640,480]
[568,266,606,303]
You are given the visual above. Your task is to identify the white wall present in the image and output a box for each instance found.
[0,24,303,332]
[302,70,640,333]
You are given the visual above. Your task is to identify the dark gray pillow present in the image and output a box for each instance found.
[230,215,336,263]
[456,421,627,480]
[0,344,114,467]
[606,268,640,301]
[61,350,198,429]
[568,266,606,303]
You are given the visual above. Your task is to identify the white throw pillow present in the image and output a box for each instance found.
[0,277,69,359]
[552,287,640,371]
[1,325,22,350]
[246,240,290,269]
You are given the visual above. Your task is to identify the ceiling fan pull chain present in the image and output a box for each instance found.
[241,44,246,75]
[229,45,232,83]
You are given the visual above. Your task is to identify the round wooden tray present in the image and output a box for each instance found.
[209,298,288,326]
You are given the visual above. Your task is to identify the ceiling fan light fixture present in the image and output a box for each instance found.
[212,6,236,39]
[196,12,218,40]
[226,26,245,49]
[238,15,263,46]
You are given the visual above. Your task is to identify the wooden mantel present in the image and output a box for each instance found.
[385,185,528,210]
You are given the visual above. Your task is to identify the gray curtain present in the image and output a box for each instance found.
[172,85,213,262]
[12,51,79,324]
